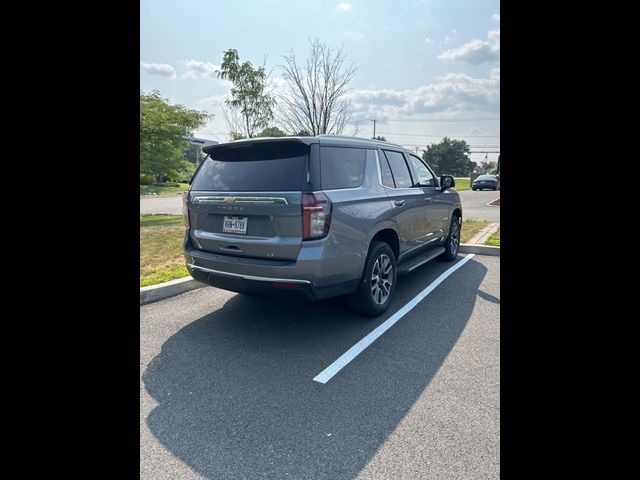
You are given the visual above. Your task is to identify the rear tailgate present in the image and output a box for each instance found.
[187,140,313,261]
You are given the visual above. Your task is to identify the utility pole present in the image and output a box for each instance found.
[415,147,419,155]
[370,118,376,139]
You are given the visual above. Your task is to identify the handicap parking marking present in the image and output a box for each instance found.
[312,254,476,384]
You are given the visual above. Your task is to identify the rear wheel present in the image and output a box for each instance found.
[347,241,396,317]
[439,214,461,261]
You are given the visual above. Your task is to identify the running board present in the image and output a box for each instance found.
[397,247,446,275]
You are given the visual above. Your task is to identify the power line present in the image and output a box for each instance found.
[350,117,499,124]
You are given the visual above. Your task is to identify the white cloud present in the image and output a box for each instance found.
[198,94,227,108]
[492,13,500,22]
[438,28,500,65]
[337,2,352,11]
[140,62,176,78]
[346,30,364,40]
[347,68,500,121]
[424,37,433,45]
[180,60,221,80]
[470,127,485,135]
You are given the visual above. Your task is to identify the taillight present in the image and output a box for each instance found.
[302,192,332,240]
[182,192,190,228]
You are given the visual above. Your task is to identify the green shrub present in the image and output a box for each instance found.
[140,173,154,185]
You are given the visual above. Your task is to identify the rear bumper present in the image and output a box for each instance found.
[184,233,360,300]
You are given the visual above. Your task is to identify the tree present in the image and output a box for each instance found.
[278,39,357,135]
[140,90,209,182]
[217,49,275,138]
[256,126,287,137]
[373,135,387,141]
[480,160,497,173]
[228,132,246,141]
[422,137,477,176]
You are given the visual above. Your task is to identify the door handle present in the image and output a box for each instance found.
[394,200,406,207]
[424,197,432,203]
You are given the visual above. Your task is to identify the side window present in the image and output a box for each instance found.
[407,155,436,187]
[383,150,413,188]
[378,151,395,187]
[320,147,366,189]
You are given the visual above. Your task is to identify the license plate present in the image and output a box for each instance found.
[222,216,248,234]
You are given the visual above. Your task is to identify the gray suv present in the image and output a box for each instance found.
[183,135,462,316]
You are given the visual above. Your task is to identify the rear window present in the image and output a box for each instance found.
[191,142,307,191]
[477,175,496,180]
[320,147,366,190]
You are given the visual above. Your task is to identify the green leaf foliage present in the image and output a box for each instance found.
[140,90,209,182]
[256,126,287,137]
[422,137,477,176]
[217,49,275,138]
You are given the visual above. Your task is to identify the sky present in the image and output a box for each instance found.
[140,0,500,163]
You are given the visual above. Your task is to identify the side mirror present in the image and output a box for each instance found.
[440,175,455,190]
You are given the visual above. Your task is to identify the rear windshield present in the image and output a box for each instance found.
[191,142,307,191]
[477,175,496,180]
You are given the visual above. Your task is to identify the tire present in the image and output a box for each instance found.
[472,188,477,191]
[347,241,397,317]
[493,187,497,191]
[439,214,461,261]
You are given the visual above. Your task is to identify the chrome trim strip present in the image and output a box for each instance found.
[192,196,289,205]
[187,264,311,284]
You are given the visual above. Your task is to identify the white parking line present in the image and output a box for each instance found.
[312,254,476,384]
[486,197,500,207]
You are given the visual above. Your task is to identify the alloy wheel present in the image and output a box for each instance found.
[371,254,393,305]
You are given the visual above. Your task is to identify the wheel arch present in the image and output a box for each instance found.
[367,225,400,261]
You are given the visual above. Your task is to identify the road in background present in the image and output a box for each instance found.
[457,190,500,222]
[140,195,183,215]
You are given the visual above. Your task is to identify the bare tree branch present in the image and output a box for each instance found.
[277,39,357,136]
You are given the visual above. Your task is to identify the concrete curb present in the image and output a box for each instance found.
[468,222,500,245]
[459,244,500,256]
[140,276,204,305]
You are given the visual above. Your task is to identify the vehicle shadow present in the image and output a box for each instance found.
[142,257,488,479]
[478,289,500,304]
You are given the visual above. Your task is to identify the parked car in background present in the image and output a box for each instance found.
[183,135,462,317]
[472,174,500,191]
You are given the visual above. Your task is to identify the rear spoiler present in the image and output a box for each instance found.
[202,137,316,155]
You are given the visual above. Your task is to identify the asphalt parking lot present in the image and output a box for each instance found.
[140,254,500,479]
